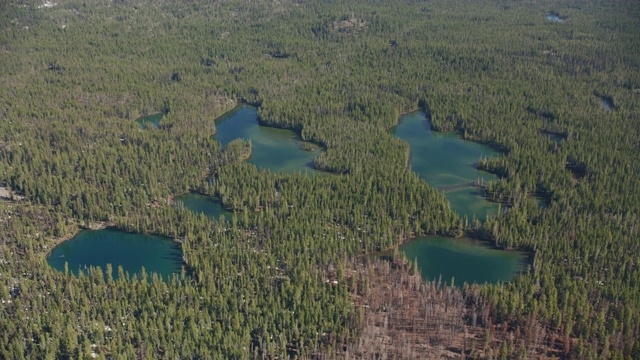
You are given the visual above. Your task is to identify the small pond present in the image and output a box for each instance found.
[48,229,183,281]
[136,112,164,129]
[173,193,233,221]
[214,105,320,174]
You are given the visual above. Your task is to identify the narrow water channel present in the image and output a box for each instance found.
[390,111,527,284]
[390,111,499,221]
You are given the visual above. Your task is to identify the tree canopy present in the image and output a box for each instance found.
[0,0,638,358]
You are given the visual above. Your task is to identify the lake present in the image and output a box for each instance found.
[214,105,320,174]
[47,229,183,281]
[390,111,499,220]
[400,236,527,285]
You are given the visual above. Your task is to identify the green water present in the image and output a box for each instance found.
[136,112,164,129]
[400,236,527,285]
[174,193,233,221]
[446,187,501,222]
[391,111,499,220]
[47,229,182,281]
[214,106,319,174]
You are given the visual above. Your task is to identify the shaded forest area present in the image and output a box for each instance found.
[1,0,639,358]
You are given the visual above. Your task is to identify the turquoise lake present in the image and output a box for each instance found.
[389,111,528,285]
[400,236,527,285]
[214,105,320,174]
[47,229,182,281]
[390,111,499,221]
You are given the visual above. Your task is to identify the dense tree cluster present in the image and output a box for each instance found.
[0,0,638,358]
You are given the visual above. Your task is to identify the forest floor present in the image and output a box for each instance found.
[0,186,24,201]
[335,257,567,359]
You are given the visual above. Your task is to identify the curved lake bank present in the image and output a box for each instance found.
[136,112,164,129]
[388,112,528,285]
[214,105,320,174]
[390,111,499,220]
[47,229,183,281]
[400,236,527,285]
[174,193,233,221]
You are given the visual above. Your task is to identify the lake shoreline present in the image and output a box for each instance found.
[47,226,190,281]
[391,109,504,220]
[219,101,328,153]
[213,103,329,175]
[45,220,114,259]
[390,107,507,176]
[374,229,526,256]
[173,190,246,215]
[367,233,530,285]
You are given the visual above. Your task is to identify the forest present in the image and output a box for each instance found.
[0,0,639,358]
